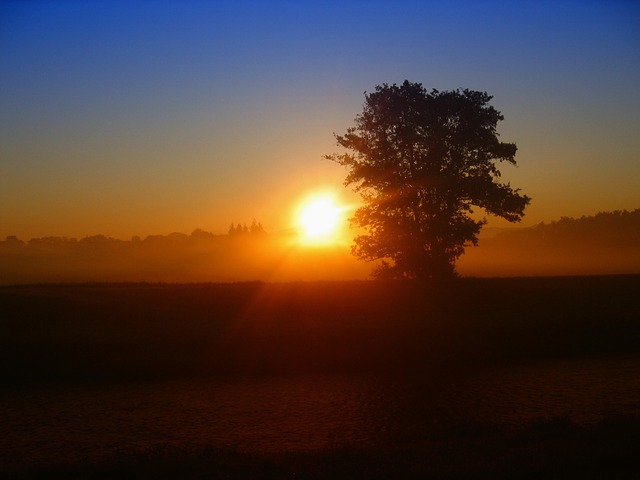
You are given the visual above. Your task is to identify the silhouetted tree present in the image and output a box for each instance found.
[229,221,266,237]
[250,219,266,236]
[326,81,530,280]
[228,223,246,236]
[3,235,24,247]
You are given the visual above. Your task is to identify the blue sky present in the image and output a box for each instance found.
[1,0,639,239]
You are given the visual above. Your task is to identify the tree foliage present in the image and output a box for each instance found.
[228,220,266,237]
[326,81,530,279]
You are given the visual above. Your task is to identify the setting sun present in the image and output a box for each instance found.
[296,194,344,245]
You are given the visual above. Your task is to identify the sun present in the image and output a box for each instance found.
[296,194,345,245]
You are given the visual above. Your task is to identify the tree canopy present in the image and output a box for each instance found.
[326,81,530,280]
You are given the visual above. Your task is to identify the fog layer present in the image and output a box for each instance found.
[1,210,638,283]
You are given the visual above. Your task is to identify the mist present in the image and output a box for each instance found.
[0,229,372,284]
[1,210,638,284]
[459,209,640,277]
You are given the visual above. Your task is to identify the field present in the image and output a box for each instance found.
[2,275,639,383]
[1,275,639,478]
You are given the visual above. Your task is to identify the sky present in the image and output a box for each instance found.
[1,0,639,241]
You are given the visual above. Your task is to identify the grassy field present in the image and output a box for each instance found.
[1,275,639,384]
[1,275,639,478]
[3,415,639,479]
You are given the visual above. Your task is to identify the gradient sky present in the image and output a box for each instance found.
[1,0,639,240]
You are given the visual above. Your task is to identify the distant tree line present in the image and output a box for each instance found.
[1,221,269,250]
[228,220,266,236]
[0,221,273,284]
[456,208,640,277]
[489,209,640,249]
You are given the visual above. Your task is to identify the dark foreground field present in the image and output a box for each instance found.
[1,275,639,478]
[2,275,639,383]
[5,416,640,480]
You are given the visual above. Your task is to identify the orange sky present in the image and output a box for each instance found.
[1,1,639,242]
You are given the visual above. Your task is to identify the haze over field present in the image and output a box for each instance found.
[1,209,639,284]
[1,1,639,252]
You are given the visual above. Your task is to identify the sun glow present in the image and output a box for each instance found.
[295,193,345,245]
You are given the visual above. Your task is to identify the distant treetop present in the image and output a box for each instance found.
[228,220,266,237]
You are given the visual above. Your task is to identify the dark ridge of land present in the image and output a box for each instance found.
[5,415,640,479]
[1,275,639,386]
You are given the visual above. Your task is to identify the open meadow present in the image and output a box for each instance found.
[1,275,639,478]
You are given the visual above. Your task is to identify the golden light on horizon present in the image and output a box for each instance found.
[295,192,346,246]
